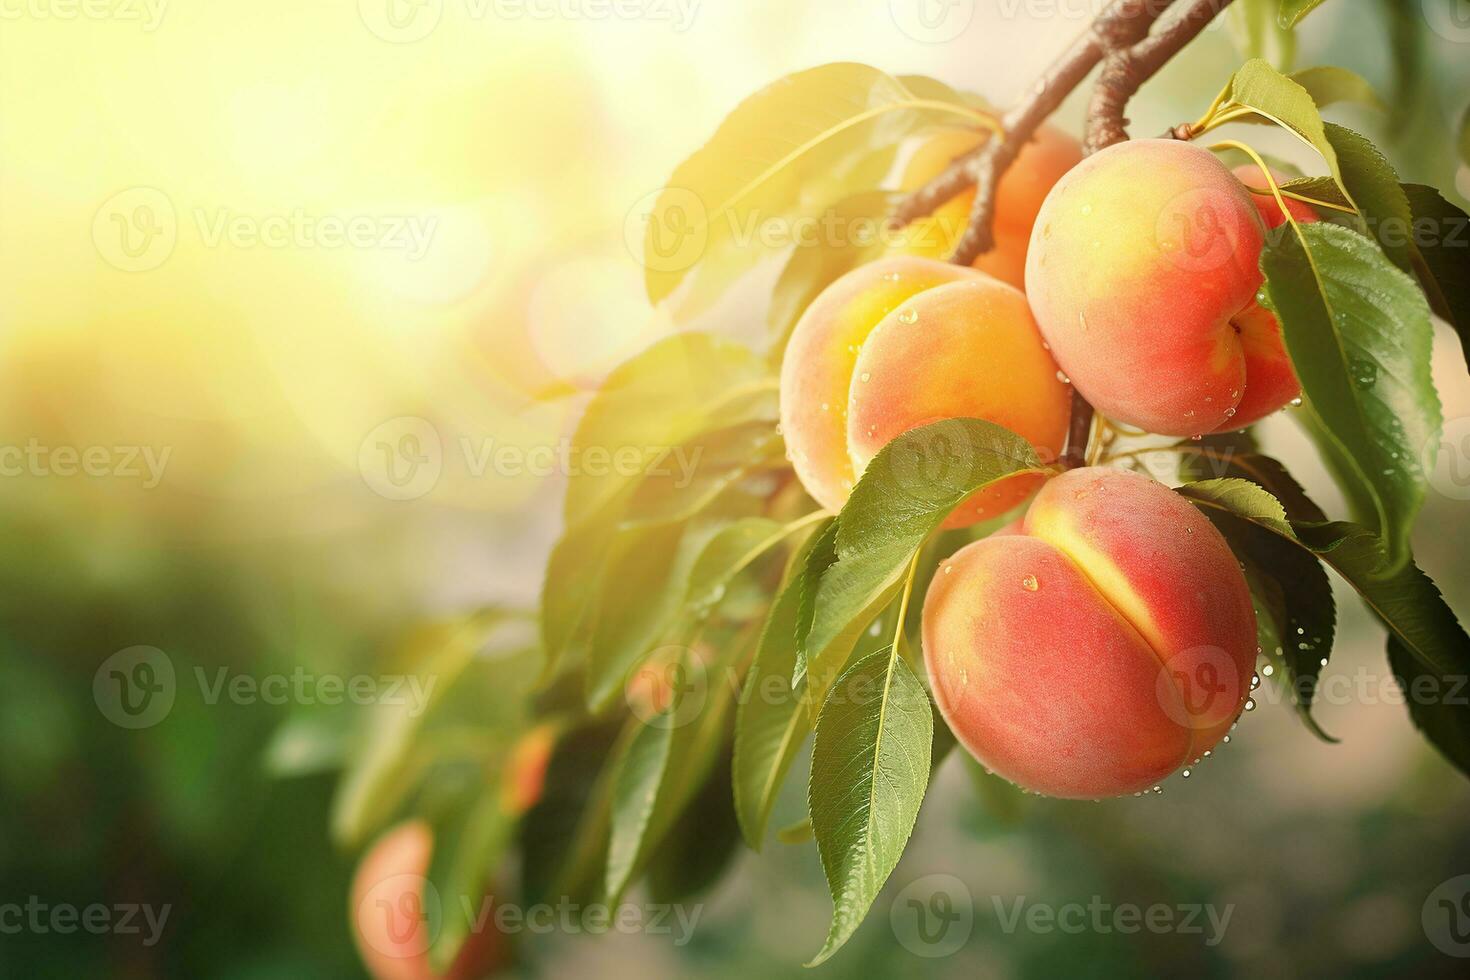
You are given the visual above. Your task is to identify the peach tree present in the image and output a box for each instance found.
[331,0,1470,971]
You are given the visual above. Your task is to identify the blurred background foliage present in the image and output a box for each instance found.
[2,0,1469,976]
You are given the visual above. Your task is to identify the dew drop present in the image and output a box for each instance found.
[1190,434,1203,442]
[860,372,871,383]
[1244,698,1256,711]
[1222,735,1231,743]
[820,402,830,412]
[1319,657,1329,667]
[1181,769,1192,778]
[943,564,954,575]
[1262,664,1274,676]
[897,307,918,325]
[1055,370,1070,384]
[1290,396,1303,407]
[1081,203,1094,217]
[1021,574,1039,591]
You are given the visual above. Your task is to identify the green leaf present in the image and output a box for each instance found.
[1290,66,1384,111]
[1322,123,1415,274]
[732,526,829,849]
[767,191,897,349]
[1223,59,1354,207]
[330,614,499,847]
[1401,183,1470,373]
[519,721,625,907]
[1278,0,1329,28]
[676,516,792,632]
[1387,637,1470,777]
[1260,220,1440,569]
[425,788,517,972]
[1293,522,1470,682]
[583,519,705,711]
[641,62,995,316]
[1177,483,1470,777]
[808,648,933,966]
[623,420,784,526]
[647,747,742,903]
[605,711,678,902]
[1177,434,1327,523]
[541,333,774,679]
[1180,481,1336,739]
[799,418,1041,705]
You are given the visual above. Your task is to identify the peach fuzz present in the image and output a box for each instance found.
[779,257,1070,526]
[922,467,1257,798]
[351,821,506,980]
[890,125,1083,289]
[1025,139,1302,435]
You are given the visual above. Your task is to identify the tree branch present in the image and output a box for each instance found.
[891,0,1238,469]
[890,0,1179,257]
[1086,0,1238,154]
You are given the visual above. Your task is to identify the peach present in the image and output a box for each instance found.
[890,125,1083,289]
[501,724,556,816]
[779,257,1070,525]
[922,467,1257,798]
[351,821,507,980]
[1025,139,1304,435]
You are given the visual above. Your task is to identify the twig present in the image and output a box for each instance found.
[1088,0,1240,153]
[890,0,1179,261]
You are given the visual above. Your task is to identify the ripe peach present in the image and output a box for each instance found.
[351,821,506,980]
[891,125,1083,289]
[922,467,1257,798]
[779,257,1070,525]
[1025,139,1304,435]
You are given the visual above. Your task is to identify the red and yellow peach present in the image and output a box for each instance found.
[890,125,1083,289]
[922,467,1257,798]
[779,256,1071,525]
[1025,139,1308,435]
